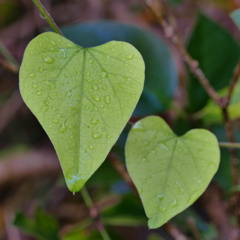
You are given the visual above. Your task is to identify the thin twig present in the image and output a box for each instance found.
[0,40,19,68]
[222,108,239,185]
[32,0,63,36]
[0,91,23,134]
[226,60,240,105]
[219,142,240,149]
[81,187,111,240]
[108,152,138,194]
[187,217,202,240]
[0,59,19,74]
[165,222,189,240]
[144,0,222,107]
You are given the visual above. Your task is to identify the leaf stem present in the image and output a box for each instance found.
[31,0,63,36]
[219,142,240,149]
[81,187,112,240]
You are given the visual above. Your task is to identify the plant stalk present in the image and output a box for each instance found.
[81,187,111,240]
[31,0,63,36]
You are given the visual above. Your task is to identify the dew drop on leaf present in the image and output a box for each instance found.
[101,71,108,78]
[92,132,102,139]
[60,122,67,133]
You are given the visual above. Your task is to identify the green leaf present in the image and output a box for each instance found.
[231,9,240,29]
[61,21,178,116]
[148,233,164,240]
[187,13,240,112]
[199,79,240,125]
[125,116,220,229]
[20,32,145,193]
[13,208,59,240]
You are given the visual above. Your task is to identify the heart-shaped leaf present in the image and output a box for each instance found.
[61,21,178,116]
[125,116,220,229]
[20,32,145,193]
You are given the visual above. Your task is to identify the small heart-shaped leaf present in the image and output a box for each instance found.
[125,116,220,229]
[20,32,145,193]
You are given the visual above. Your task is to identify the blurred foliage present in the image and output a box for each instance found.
[13,208,59,240]
[187,13,240,112]
[0,0,24,28]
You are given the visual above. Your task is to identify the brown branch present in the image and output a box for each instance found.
[0,59,19,74]
[0,91,23,134]
[222,108,239,185]
[144,0,223,107]
[108,152,138,194]
[199,183,240,240]
[226,60,240,106]
[165,222,189,240]
[0,148,60,186]
[187,217,202,240]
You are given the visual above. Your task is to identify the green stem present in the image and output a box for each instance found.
[0,41,19,67]
[32,0,63,36]
[81,187,112,240]
[219,142,240,149]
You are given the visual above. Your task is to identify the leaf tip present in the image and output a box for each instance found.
[147,213,165,229]
[66,174,88,193]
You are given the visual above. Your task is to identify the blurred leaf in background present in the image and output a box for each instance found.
[187,13,240,112]
[61,21,178,117]
[231,9,240,29]
[0,0,24,28]
[13,208,59,240]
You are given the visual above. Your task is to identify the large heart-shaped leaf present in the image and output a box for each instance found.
[61,21,178,116]
[20,32,145,193]
[125,116,220,228]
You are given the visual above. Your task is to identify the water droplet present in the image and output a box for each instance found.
[88,79,94,83]
[38,68,44,72]
[101,127,107,132]
[29,73,35,78]
[176,181,184,194]
[36,91,42,95]
[101,71,108,78]
[66,91,73,98]
[51,40,57,45]
[107,135,112,138]
[41,105,49,112]
[53,119,59,124]
[88,59,94,64]
[32,84,38,88]
[133,121,145,132]
[60,122,67,133]
[44,81,55,90]
[91,84,98,90]
[92,95,101,102]
[92,132,102,139]
[142,158,147,162]
[144,141,150,146]
[126,53,134,59]
[42,53,55,64]
[169,199,178,208]
[139,188,143,193]
[89,145,94,150]
[104,96,111,104]
[159,205,167,213]
[91,117,99,124]
[157,194,164,200]
[60,48,67,58]
[102,85,107,90]
[118,82,126,88]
